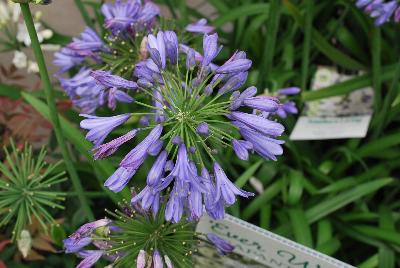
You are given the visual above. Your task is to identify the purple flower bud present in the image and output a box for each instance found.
[147,32,166,69]
[232,139,253,160]
[277,87,301,96]
[243,96,279,112]
[202,33,222,67]
[70,219,111,241]
[164,255,174,268]
[196,122,209,136]
[91,70,138,90]
[104,167,136,192]
[92,129,139,160]
[63,237,92,253]
[153,251,163,268]
[147,151,168,186]
[139,115,150,126]
[235,121,284,161]
[120,125,163,169]
[207,233,234,255]
[147,139,164,156]
[165,160,174,172]
[172,136,182,145]
[164,31,178,65]
[216,59,252,74]
[395,6,400,22]
[137,250,146,268]
[204,85,213,96]
[189,146,197,154]
[107,88,134,110]
[80,113,131,147]
[186,18,215,34]
[230,111,284,137]
[218,72,248,95]
[76,250,103,268]
[137,78,153,88]
[131,186,160,215]
[214,162,254,205]
[186,48,196,70]
[356,0,372,8]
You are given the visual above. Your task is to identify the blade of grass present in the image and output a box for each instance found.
[301,0,313,90]
[288,206,313,247]
[305,178,393,223]
[371,27,382,114]
[234,159,263,188]
[20,3,94,221]
[258,0,281,89]
[242,180,282,220]
[302,64,397,101]
[284,0,365,70]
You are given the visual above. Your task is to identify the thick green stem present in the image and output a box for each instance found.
[20,3,94,221]
[74,0,94,28]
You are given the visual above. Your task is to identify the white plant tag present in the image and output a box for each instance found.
[290,66,373,140]
[195,214,354,268]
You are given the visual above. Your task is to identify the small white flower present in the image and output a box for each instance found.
[17,22,45,46]
[17,230,32,258]
[27,61,39,73]
[39,29,53,39]
[12,51,28,69]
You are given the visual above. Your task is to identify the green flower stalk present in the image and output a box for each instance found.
[0,141,66,240]
[19,2,94,220]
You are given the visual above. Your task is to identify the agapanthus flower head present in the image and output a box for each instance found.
[64,197,198,268]
[80,30,290,223]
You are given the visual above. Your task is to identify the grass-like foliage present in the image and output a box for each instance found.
[0,141,66,240]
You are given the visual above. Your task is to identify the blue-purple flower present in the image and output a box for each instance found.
[67,27,105,56]
[101,0,159,35]
[80,113,131,146]
[53,47,85,73]
[356,0,400,25]
[186,18,215,34]
[207,233,235,255]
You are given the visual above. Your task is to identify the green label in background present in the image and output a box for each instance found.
[196,214,354,268]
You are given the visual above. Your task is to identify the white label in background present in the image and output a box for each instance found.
[290,115,371,140]
[290,66,373,140]
[196,214,354,268]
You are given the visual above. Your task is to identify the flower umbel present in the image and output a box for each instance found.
[80,31,288,222]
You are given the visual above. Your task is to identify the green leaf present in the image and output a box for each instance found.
[234,159,263,188]
[283,0,365,70]
[302,64,398,101]
[242,180,282,220]
[306,178,393,223]
[212,4,269,27]
[0,84,22,100]
[288,206,313,247]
